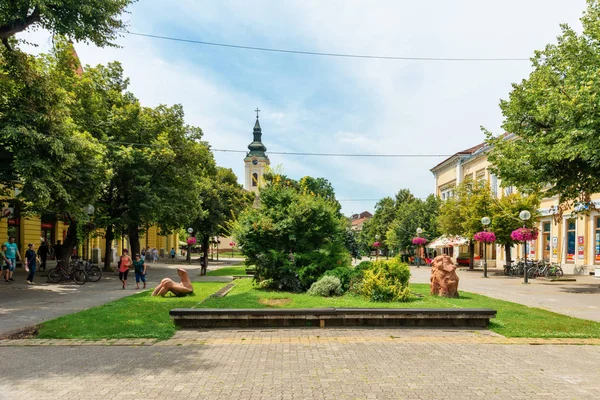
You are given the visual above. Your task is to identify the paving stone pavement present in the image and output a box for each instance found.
[1,328,600,399]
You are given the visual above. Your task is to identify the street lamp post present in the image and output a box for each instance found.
[374,234,380,261]
[84,205,95,261]
[187,227,193,265]
[481,217,491,278]
[519,210,532,284]
[416,228,423,267]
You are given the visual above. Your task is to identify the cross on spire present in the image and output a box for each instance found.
[255,108,260,119]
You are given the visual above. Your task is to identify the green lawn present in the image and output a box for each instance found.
[38,282,226,340]
[198,279,600,338]
[206,266,250,276]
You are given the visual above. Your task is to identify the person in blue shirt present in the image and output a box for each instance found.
[25,243,38,284]
[3,237,21,282]
[170,247,176,261]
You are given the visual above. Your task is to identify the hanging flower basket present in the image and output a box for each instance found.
[186,237,197,245]
[474,231,497,243]
[412,237,427,246]
[373,241,382,248]
[510,228,538,242]
[229,242,236,247]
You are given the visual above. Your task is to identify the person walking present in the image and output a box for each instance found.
[170,247,176,261]
[25,243,39,284]
[38,241,49,271]
[3,237,21,282]
[1,244,12,283]
[141,247,146,261]
[133,253,147,290]
[119,249,132,290]
[152,248,158,264]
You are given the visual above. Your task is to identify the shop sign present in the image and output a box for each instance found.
[551,237,558,257]
[578,236,585,259]
[1,207,14,218]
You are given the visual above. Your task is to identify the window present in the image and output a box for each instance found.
[475,169,486,182]
[566,219,576,263]
[440,187,454,201]
[504,186,514,196]
[491,174,498,197]
[542,222,551,261]
[252,173,258,187]
[595,217,600,264]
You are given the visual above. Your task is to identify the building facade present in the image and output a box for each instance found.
[430,139,600,275]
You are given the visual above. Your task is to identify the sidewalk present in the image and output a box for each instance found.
[410,265,600,322]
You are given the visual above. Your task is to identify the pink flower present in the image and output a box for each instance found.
[373,241,382,247]
[474,231,497,243]
[510,228,538,242]
[412,237,427,245]
[187,237,197,245]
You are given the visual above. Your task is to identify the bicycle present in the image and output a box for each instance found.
[47,260,87,285]
[72,259,102,282]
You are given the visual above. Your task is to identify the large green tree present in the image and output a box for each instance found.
[386,193,440,254]
[0,0,133,49]
[437,180,494,268]
[489,193,540,266]
[486,0,600,214]
[0,42,107,262]
[189,167,254,274]
[234,173,348,291]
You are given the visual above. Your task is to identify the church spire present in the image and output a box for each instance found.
[247,109,267,157]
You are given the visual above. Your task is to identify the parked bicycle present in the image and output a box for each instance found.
[72,259,102,282]
[47,260,87,285]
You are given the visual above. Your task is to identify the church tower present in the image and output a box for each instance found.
[244,109,270,192]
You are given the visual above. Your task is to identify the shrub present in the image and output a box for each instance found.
[323,266,353,291]
[257,278,274,289]
[253,250,303,292]
[352,258,412,302]
[307,275,343,297]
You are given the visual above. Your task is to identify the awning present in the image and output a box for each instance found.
[426,235,469,248]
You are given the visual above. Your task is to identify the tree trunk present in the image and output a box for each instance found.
[103,224,114,270]
[468,240,475,270]
[127,223,140,257]
[201,235,209,275]
[186,243,191,264]
[61,218,79,265]
[504,244,512,267]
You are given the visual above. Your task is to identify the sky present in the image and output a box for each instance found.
[18,0,588,216]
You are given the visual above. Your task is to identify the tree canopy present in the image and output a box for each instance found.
[386,193,440,253]
[486,0,600,213]
[0,0,134,49]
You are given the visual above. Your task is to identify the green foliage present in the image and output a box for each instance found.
[234,173,348,291]
[0,0,134,48]
[322,266,353,291]
[486,0,600,207]
[386,193,440,253]
[490,193,540,246]
[352,258,411,302]
[438,180,494,239]
[307,275,343,297]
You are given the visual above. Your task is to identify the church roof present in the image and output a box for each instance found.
[247,117,268,158]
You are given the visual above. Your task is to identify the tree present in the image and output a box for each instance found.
[437,180,494,268]
[0,42,107,262]
[234,173,348,291]
[486,0,600,214]
[489,193,540,266]
[189,167,254,274]
[360,197,396,257]
[0,0,134,50]
[386,194,440,254]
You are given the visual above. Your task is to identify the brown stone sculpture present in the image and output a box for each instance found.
[430,255,459,298]
[152,268,194,297]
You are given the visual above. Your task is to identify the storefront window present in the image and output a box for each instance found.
[543,222,551,261]
[41,214,55,245]
[566,220,576,263]
[595,217,600,264]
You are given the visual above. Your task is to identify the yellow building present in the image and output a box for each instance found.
[430,139,600,275]
[0,193,178,265]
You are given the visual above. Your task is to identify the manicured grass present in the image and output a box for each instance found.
[206,266,250,276]
[198,279,600,338]
[38,282,226,340]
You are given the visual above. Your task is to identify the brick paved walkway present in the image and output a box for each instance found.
[1,329,600,399]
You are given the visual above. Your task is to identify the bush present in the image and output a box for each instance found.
[307,275,343,297]
[352,258,412,302]
[257,278,274,289]
[254,250,303,292]
[323,266,353,291]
